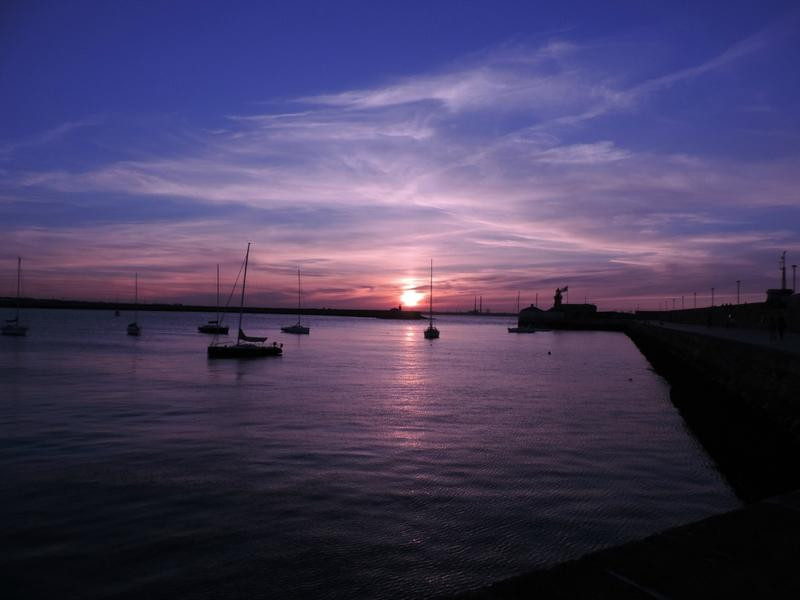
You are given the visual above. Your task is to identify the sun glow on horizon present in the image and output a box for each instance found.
[400,289,424,307]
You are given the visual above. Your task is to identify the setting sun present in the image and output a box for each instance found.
[400,290,424,307]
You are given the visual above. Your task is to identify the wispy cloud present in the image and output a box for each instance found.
[300,42,585,113]
[0,117,102,158]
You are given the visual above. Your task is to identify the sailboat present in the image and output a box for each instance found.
[208,243,282,358]
[423,259,440,339]
[281,269,310,334]
[508,290,536,333]
[2,257,29,336]
[126,273,141,336]
[198,264,229,334]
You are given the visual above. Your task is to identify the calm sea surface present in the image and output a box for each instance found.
[1,309,740,599]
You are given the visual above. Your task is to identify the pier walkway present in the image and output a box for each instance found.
[644,320,800,355]
[455,489,800,599]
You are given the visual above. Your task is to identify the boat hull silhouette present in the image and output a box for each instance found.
[424,325,440,339]
[1,324,28,336]
[281,323,309,334]
[198,323,229,334]
[208,343,282,358]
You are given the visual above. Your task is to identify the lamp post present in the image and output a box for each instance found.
[793,265,797,293]
[711,287,715,307]
[736,280,740,304]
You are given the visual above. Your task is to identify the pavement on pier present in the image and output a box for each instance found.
[455,489,800,599]
[641,321,800,355]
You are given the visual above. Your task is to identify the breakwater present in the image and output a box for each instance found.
[626,322,800,502]
[0,297,424,319]
[627,322,800,442]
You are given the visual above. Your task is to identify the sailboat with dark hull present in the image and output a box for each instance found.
[281,269,310,335]
[198,264,229,334]
[2,257,28,337]
[423,259,440,339]
[208,243,282,358]
[126,273,141,336]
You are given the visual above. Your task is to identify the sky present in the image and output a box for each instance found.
[2,0,799,311]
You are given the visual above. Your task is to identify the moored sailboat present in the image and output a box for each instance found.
[281,268,310,334]
[2,257,29,336]
[198,264,229,334]
[423,259,440,339]
[508,290,536,332]
[208,243,282,358]
[126,272,141,336]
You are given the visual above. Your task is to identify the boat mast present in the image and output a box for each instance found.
[215,264,220,322]
[516,290,520,313]
[134,272,138,323]
[297,268,301,324]
[15,257,21,322]
[238,243,251,340]
[429,259,433,323]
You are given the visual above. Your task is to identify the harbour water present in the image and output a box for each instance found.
[1,309,740,599]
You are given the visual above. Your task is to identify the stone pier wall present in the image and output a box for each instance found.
[626,322,800,442]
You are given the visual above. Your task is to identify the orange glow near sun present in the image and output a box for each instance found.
[400,289,424,307]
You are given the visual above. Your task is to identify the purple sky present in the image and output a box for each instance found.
[2,1,799,311]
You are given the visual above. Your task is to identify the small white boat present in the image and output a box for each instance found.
[2,257,28,337]
[281,268,310,335]
[423,259,440,339]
